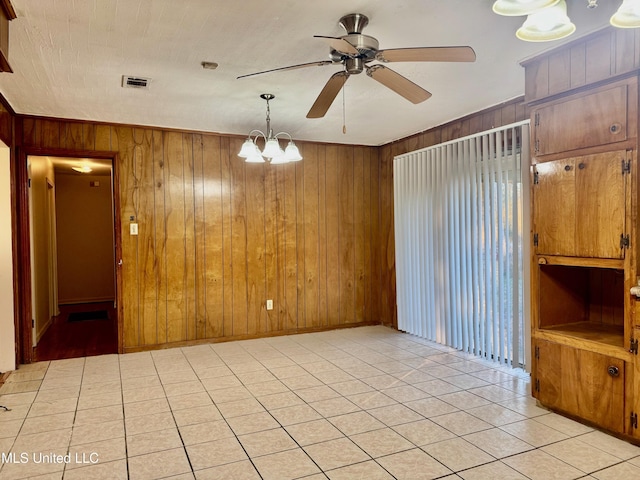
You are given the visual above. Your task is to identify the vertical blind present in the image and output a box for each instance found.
[394,122,530,369]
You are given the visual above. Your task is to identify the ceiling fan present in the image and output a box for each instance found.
[237,13,476,119]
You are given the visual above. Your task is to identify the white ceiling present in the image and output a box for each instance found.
[0,0,620,146]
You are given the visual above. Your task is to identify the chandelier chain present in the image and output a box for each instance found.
[265,97,272,137]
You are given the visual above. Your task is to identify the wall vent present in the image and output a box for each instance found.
[122,75,151,89]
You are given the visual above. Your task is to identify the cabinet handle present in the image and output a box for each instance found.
[564,165,572,171]
[607,365,620,377]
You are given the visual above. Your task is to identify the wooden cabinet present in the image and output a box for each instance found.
[534,151,628,259]
[532,84,629,156]
[526,33,639,441]
[534,339,626,433]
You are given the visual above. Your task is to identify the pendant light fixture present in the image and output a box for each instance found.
[492,0,560,16]
[610,0,640,28]
[238,94,302,164]
[494,0,640,43]
[516,0,575,42]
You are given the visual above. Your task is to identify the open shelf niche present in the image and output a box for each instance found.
[538,263,624,348]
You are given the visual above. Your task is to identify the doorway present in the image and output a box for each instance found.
[28,155,118,361]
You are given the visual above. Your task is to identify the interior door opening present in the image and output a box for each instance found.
[28,155,118,361]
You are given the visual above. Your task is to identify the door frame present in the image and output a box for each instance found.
[14,146,122,363]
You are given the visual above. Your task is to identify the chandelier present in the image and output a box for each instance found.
[237,94,302,164]
[493,0,640,42]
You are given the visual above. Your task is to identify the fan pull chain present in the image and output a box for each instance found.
[342,82,346,134]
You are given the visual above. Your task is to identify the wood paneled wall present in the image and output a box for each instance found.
[523,27,640,104]
[10,96,530,350]
[16,118,388,350]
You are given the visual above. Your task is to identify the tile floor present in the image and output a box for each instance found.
[1,325,639,480]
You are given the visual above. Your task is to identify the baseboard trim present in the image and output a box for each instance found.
[35,316,53,345]
[58,297,115,305]
[123,321,384,354]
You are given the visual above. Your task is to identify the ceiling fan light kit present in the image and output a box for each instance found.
[611,0,640,27]
[238,94,302,164]
[237,13,476,119]
[516,1,576,42]
[494,0,640,42]
[492,0,561,16]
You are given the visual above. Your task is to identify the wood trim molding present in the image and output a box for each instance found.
[0,91,16,116]
[112,153,123,354]
[0,0,16,20]
[0,0,15,73]
[122,322,382,354]
[14,147,31,363]
[19,146,119,160]
[0,50,11,74]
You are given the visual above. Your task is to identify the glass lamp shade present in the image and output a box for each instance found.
[245,151,265,163]
[238,138,258,158]
[269,150,289,165]
[262,138,282,158]
[516,0,575,41]
[284,142,303,162]
[611,0,640,28]
[493,0,560,16]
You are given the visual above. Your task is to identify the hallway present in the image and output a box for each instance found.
[34,302,117,362]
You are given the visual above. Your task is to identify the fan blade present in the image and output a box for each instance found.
[376,46,476,63]
[237,60,333,79]
[313,36,359,55]
[307,71,350,119]
[366,65,431,104]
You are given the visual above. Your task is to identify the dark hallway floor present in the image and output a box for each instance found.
[34,301,117,361]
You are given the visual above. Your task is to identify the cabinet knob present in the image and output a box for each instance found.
[610,123,621,134]
[607,365,620,377]
[578,163,586,170]
[564,165,572,171]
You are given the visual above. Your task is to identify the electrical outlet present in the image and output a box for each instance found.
[130,223,138,235]
[266,299,273,310]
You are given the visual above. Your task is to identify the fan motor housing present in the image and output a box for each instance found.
[329,33,379,68]
[343,34,378,60]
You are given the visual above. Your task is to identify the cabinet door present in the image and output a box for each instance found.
[534,160,575,256]
[534,339,563,409]
[561,346,625,433]
[535,339,625,433]
[534,151,627,259]
[534,84,628,156]
[575,152,626,258]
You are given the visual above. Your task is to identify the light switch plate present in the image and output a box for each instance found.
[266,299,273,310]
[130,223,138,235]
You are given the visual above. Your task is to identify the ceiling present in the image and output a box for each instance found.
[48,157,113,176]
[0,0,621,146]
